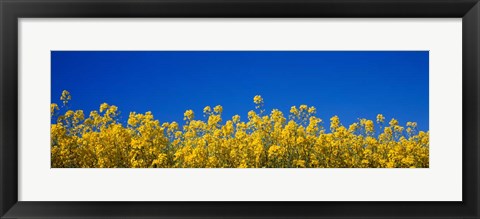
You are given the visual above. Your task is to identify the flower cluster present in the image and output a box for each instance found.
[51,91,429,168]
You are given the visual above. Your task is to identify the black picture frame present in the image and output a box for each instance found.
[1,0,479,218]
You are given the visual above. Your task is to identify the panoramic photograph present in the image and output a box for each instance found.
[50,51,429,168]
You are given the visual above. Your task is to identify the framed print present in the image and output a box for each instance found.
[1,0,479,218]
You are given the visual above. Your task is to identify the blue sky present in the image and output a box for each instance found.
[51,51,429,131]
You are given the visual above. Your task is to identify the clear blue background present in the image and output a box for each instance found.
[51,51,429,131]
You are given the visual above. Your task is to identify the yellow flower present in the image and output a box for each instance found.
[376,114,385,123]
[348,122,358,132]
[50,103,59,116]
[213,105,223,114]
[293,159,306,168]
[203,106,211,114]
[389,118,399,126]
[290,106,298,116]
[60,90,71,105]
[184,110,194,121]
[253,95,263,105]
[364,120,374,134]
[232,115,240,123]
[51,92,429,168]
[330,115,340,132]
[268,145,285,158]
[99,103,109,113]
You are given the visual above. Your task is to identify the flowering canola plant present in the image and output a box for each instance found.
[51,91,429,168]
